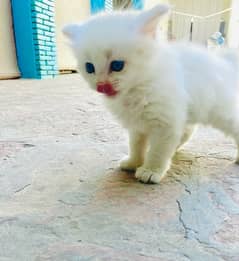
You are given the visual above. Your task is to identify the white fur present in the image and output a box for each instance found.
[63,5,239,184]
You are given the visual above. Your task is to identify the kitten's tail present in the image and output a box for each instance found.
[219,49,239,70]
[219,50,239,90]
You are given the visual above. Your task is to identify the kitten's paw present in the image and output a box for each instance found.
[120,157,142,171]
[135,167,167,184]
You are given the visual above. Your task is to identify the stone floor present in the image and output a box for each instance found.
[0,74,239,261]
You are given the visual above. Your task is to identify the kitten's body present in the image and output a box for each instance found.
[64,5,239,183]
[106,43,239,128]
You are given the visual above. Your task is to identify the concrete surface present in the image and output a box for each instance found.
[0,74,239,261]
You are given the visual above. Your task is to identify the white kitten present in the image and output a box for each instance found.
[63,5,239,184]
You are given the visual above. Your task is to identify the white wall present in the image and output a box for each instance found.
[170,0,230,44]
[55,0,91,71]
[145,0,232,44]
[0,0,20,79]
[144,0,168,9]
[228,0,239,48]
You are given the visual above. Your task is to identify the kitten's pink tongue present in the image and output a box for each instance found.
[97,83,118,97]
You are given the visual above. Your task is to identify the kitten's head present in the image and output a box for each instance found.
[63,4,170,98]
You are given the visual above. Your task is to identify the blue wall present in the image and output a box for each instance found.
[11,0,37,78]
[91,0,105,14]
[90,0,144,13]
[132,0,144,10]
[11,0,57,79]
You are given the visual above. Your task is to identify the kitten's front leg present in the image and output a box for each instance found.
[120,131,147,171]
[135,127,182,184]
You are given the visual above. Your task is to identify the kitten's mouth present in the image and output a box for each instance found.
[96,82,118,97]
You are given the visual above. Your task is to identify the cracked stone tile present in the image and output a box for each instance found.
[0,75,239,260]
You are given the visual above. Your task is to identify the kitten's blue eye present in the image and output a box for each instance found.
[85,62,95,74]
[110,60,125,72]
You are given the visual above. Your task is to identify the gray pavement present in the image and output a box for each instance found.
[0,75,239,261]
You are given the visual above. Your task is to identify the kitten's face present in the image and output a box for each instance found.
[63,5,169,98]
[75,37,151,97]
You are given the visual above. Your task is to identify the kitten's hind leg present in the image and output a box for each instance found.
[235,149,239,164]
[177,124,196,151]
[211,111,239,164]
[120,131,147,171]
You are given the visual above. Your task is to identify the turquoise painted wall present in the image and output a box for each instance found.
[91,0,105,13]
[91,0,144,13]
[132,0,144,9]
[11,0,57,79]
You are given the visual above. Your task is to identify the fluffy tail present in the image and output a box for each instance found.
[219,49,239,69]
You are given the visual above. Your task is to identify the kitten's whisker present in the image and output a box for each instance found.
[113,81,119,83]
[111,79,120,86]
[112,80,120,84]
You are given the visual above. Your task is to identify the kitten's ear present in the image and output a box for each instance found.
[137,4,171,38]
[62,24,82,41]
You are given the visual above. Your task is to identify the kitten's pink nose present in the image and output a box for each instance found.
[96,82,118,97]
